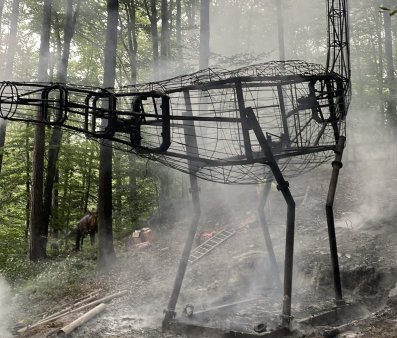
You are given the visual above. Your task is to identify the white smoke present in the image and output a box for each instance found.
[0,277,12,338]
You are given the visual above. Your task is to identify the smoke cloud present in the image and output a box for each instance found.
[0,277,12,338]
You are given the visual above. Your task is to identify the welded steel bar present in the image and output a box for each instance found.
[258,181,282,288]
[235,79,253,160]
[245,107,295,326]
[325,135,345,304]
[163,74,337,94]
[163,90,202,328]
[277,84,290,147]
[163,177,201,328]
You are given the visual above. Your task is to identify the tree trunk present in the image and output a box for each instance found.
[187,0,197,28]
[0,118,7,176]
[176,0,182,61]
[123,1,137,85]
[62,166,72,249]
[199,0,210,69]
[160,0,169,78]
[43,0,80,235]
[98,0,118,269]
[52,169,59,236]
[113,151,123,228]
[30,0,52,261]
[276,0,285,61]
[158,169,172,226]
[0,0,20,175]
[150,0,159,80]
[383,2,396,127]
[3,0,19,77]
[83,150,93,213]
[128,154,137,222]
[25,125,31,241]
[0,0,6,46]
[375,5,384,115]
[43,128,63,231]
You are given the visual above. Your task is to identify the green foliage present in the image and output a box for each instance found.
[9,253,97,325]
[19,254,95,297]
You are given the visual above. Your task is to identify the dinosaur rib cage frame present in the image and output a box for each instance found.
[0,0,350,185]
[0,60,349,184]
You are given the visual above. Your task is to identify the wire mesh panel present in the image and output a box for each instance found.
[139,60,349,183]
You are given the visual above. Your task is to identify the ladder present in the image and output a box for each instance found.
[188,229,235,264]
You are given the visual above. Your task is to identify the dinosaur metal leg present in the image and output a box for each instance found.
[163,89,202,329]
[246,108,295,326]
[162,175,201,328]
[326,136,346,305]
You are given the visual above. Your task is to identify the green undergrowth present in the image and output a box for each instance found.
[5,249,99,324]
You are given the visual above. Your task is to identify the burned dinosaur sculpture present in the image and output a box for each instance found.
[0,59,347,184]
[0,0,350,336]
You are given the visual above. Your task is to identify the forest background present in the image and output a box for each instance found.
[0,0,395,283]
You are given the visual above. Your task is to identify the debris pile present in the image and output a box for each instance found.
[129,227,154,250]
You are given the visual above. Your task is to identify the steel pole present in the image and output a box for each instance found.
[246,108,295,326]
[163,90,202,328]
[163,176,201,327]
[325,136,346,305]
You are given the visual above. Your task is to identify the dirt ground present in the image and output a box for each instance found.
[12,162,397,338]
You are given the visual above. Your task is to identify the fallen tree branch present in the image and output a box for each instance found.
[17,290,127,334]
[73,289,102,304]
[57,303,106,337]
[34,290,102,326]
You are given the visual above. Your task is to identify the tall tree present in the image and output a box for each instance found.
[30,0,52,261]
[0,0,6,44]
[97,0,118,269]
[0,0,20,174]
[120,0,137,85]
[383,1,397,127]
[24,125,31,240]
[276,0,285,61]
[43,0,81,235]
[160,0,169,78]
[119,1,140,225]
[176,0,182,61]
[374,3,384,115]
[199,0,209,69]
[143,0,159,80]
[186,0,197,28]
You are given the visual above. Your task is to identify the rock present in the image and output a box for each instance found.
[387,281,397,306]
[336,332,362,338]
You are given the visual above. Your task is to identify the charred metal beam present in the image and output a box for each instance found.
[325,136,346,304]
[276,84,290,148]
[235,79,253,161]
[245,107,295,326]
[163,90,202,328]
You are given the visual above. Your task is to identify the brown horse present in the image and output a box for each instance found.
[75,209,98,251]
